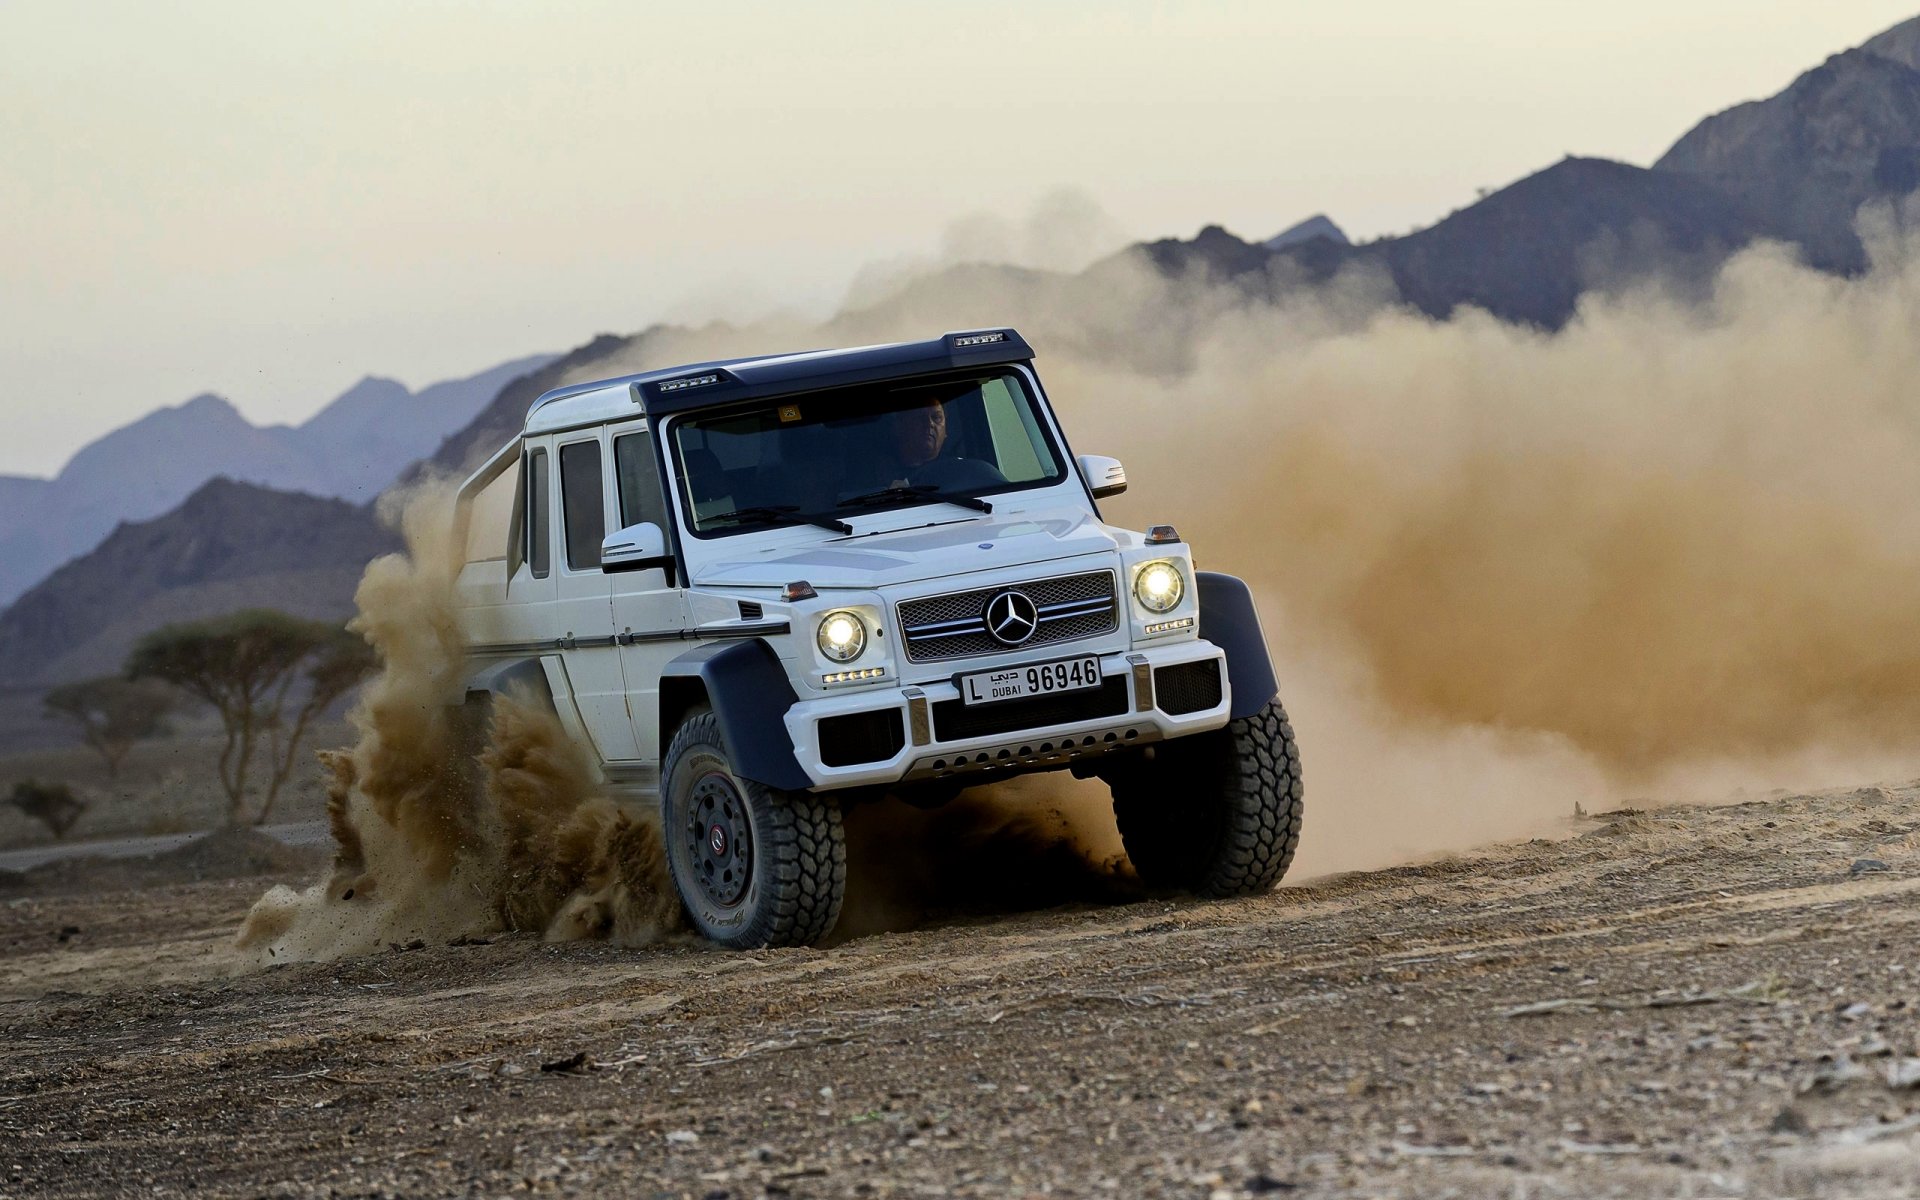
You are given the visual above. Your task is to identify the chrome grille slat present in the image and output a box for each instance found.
[897,569,1119,662]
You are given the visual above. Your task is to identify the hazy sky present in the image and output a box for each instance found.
[3,1,1915,477]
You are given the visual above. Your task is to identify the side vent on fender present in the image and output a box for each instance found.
[738,600,765,621]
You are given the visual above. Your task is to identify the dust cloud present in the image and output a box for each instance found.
[252,196,1920,949]
[574,200,1920,875]
[238,485,681,963]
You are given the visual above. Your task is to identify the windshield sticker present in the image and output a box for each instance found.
[778,404,802,423]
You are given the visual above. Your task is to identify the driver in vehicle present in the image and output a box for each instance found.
[870,397,1006,496]
[886,396,948,485]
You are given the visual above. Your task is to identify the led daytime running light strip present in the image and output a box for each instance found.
[823,667,887,685]
[1143,617,1196,635]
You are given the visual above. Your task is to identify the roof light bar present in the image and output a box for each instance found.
[952,332,1008,348]
[658,373,721,393]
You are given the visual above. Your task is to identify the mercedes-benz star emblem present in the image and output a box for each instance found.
[984,590,1040,646]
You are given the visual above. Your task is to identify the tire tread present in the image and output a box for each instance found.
[662,709,845,948]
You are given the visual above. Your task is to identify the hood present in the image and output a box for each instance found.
[691,505,1123,590]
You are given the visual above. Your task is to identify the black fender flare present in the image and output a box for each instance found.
[660,639,812,792]
[464,656,555,711]
[1196,571,1279,720]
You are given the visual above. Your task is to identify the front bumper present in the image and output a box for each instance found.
[783,639,1234,791]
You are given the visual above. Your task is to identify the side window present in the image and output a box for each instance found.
[526,448,551,579]
[614,430,669,530]
[559,439,605,571]
[982,378,1048,482]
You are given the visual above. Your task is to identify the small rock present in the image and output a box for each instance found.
[1770,1107,1811,1135]
[1850,859,1891,876]
[1804,1054,1869,1093]
[1888,1058,1920,1089]
[665,1130,700,1145]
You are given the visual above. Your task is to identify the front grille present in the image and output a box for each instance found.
[818,708,904,767]
[1154,659,1223,715]
[897,570,1118,663]
[931,676,1130,741]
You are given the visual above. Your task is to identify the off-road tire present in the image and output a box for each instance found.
[1111,696,1303,896]
[661,707,845,948]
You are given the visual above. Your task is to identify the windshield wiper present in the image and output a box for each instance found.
[836,484,993,515]
[706,504,853,535]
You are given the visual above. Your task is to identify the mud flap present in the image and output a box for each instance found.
[662,640,812,792]
[1196,572,1279,720]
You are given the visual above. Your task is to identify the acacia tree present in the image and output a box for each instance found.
[42,677,176,778]
[127,611,376,825]
[258,626,376,824]
[7,779,86,840]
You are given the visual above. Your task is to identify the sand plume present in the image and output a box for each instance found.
[239,486,681,963]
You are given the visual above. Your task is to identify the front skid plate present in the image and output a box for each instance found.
[900,720,1165,782]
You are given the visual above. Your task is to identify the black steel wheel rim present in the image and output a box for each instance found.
[686,771,753,908]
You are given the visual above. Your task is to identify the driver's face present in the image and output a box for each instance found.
[889,400,947,467]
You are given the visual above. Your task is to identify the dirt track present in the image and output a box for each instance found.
[3,785,1919,1199]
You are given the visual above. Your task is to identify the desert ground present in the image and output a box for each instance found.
[3,780,1918,1199]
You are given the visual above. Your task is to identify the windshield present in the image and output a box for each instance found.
[669,369,1067,536]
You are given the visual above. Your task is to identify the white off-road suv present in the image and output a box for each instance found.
[453,330,1302,947]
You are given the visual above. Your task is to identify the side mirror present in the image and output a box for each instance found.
[1078,454,1128,499]
[601,521,671,574]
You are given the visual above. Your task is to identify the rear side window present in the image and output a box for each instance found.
[559,439,605,570]
[527,448,551,578]
[614,430,669,530]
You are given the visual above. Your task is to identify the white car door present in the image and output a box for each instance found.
[608,422,688,771]
[553,429,642,762]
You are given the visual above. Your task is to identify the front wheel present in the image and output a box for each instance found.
[1111,696,1304,896]
[661,707,846,948]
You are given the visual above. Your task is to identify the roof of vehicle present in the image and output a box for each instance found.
[522,329,1035,436]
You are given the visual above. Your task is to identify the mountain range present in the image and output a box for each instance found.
[0,354,552,609]
[0,479,402,686]
[5,14,1920,698]
[1136,16,1920,327]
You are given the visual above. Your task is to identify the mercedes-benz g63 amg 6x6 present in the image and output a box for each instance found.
[453,329,1302,947]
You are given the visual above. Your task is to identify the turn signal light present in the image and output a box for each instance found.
[783,580,818,602]
[1145,525,1181,545]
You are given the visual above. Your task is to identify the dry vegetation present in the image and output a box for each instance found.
[0,719,348,850]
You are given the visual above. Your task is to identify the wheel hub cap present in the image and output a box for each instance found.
[686,773,753,908]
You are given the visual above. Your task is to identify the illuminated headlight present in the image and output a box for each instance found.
[1134,560,1186,613]
[816,610,867,662]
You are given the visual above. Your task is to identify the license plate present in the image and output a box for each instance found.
[958,655,1103,706]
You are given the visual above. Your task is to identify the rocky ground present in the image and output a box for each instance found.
[3,784,1919,1198]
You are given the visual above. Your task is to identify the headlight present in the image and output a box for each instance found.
[816,610,867,662]
[1134,560,1185,613]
